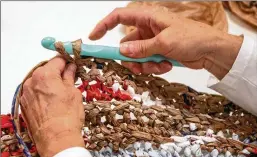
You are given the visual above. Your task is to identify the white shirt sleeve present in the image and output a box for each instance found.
[53,147,92,157]
[207,35,257,116]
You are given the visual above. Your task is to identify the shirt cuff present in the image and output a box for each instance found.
[53,147,92,157]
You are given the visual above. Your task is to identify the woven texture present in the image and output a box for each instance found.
[1,38,257,157]
[1,2,257,156]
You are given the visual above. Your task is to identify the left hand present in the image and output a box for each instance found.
[20,56,85,157]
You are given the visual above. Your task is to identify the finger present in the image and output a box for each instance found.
[141,61,172,75]
[141,62,160,75]
[89,8,150,40]
[121,61,142,75]
[120,28,141,43]
[119,37,159,58]
[44,56,66,75]
[154,61,173,75]
[62,63,77,85]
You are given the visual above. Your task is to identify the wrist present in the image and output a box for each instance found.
[33,117,84,157]
[203,32,243,80]
[45,131,85,157]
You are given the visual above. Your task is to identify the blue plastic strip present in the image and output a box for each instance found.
[11,84,21,116]
[11,84,32,157]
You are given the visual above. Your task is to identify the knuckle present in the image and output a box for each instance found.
[32,67,46,81]
[109,8,122,24]
[138,42,147,57]
[111,8,121,17]
[32,67,56,82]
[155,35,165,47]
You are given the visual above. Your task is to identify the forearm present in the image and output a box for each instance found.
[207,35,257,115]
[203,32,243,80]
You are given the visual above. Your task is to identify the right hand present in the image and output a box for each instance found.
[20,57,85,157]
[89,7,242,79]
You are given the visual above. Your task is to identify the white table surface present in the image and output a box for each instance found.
[1,1,256,114]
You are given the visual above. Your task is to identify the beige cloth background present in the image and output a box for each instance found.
[124,1,257,35]
[124,1,228,34]
[223,1,257,28]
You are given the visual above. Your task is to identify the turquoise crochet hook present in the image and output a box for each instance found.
[41,37,183,67]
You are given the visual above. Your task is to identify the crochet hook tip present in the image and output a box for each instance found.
[41,37,56,51]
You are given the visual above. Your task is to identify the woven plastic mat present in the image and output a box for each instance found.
[1,39,257,157]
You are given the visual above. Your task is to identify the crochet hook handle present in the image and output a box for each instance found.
[41,37,183,67]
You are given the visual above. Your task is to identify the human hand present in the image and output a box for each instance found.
[89,7,243,79]
[20,57,85,157]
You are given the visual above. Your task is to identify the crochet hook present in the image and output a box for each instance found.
[41,37,183,67]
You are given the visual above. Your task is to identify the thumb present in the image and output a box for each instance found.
[62,63,77,85]
[120,37,160,58]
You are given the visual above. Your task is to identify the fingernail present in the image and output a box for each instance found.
[120,42,134,56]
